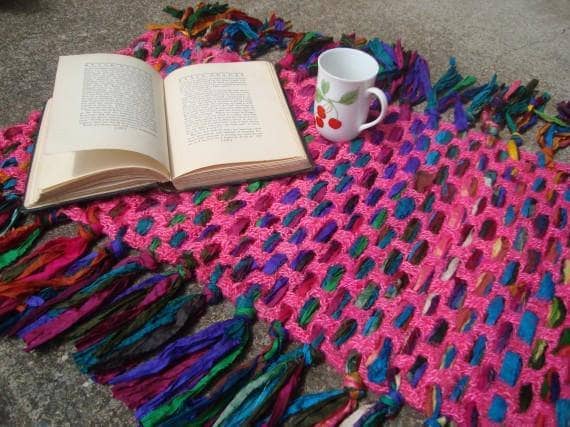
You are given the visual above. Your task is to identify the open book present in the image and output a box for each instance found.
[24,54,311,210]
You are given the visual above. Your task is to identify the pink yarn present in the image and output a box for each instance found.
[1,29,568,425]
[66,75,569,424]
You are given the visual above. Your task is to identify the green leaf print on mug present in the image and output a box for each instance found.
[338,90,358,105]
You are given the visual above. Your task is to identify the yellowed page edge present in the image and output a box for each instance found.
[24,99,52,208]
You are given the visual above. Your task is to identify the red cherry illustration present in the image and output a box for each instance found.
[315,116,324,127]
[328,118,342,129]
[317,105,326,119]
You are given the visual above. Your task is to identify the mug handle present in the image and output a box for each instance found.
[358,87,388,133]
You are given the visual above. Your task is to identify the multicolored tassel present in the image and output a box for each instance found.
[280,350,366,426]
[213,336,324,427]
[91,294,203,384]
[151,3,295,59]
[0,223,101,299]
[4,237,127,337]
[20,253,156,350]
[70,273,183,351]
[77,280,220,376]
[534,101,570,166]
[160,321,288,426]
[120,285,260,426]
[351,372,404,426]
[278,32,335,74]
[0,194,21,236]
[0,210,65,271]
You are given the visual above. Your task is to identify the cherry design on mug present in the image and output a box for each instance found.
[315,79,358,130]
[315,105,326,128]
[328,118,342,129]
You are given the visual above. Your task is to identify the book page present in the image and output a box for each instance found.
[24,99,169,210]
[164,61,305,178]
[45,54,170,169]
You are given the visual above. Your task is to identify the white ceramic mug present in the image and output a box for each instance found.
[314,48,388,142]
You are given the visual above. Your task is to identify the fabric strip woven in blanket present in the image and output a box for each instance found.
[0,3,569,426]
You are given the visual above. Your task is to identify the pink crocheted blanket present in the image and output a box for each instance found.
[1,24,569,426]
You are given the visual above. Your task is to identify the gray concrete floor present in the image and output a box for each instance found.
[0,0,569,425]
